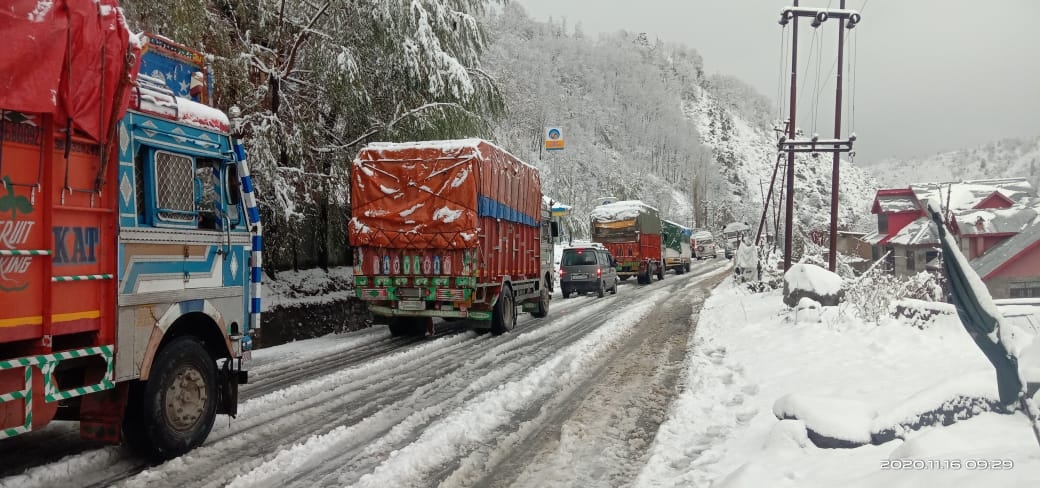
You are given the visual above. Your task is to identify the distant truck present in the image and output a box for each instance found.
[349,139,556,336]
[661,219,693,274]
[2,4,257,461]
[723,222,751,259]
[691,229,719,259]
[590,200,664,284]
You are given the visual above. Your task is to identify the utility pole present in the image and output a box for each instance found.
[777,2,861,271]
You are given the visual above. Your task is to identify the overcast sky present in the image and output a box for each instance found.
[513,0,1040,163]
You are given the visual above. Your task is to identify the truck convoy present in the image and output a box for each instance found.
[661,219,693,274]
[590,200,664,284]
[349,139,556,336]
[2,2,258,460]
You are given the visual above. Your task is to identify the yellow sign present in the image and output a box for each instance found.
[545,127,564,150]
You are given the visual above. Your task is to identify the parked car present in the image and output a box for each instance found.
[691,229,718,259]
[559,244,619,298]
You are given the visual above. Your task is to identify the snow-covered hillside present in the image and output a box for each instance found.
[865,136,1040,189]
[687,86,880,233]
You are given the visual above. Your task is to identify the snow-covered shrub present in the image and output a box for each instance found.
[844,267,945,325]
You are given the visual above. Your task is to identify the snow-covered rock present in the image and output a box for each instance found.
[772,394,878,448]
[783,263,845,307]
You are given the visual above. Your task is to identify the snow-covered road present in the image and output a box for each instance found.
[1,259,731,488]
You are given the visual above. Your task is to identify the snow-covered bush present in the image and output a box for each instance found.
[844,266,945,325]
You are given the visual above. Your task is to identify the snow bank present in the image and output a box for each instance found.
[772,394,877,446]
[640,276,1040,488]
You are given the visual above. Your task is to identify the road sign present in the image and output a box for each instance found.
[545,127,564,150]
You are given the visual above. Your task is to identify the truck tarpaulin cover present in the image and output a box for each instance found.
[0,0,140,142]
[350,139,541,249]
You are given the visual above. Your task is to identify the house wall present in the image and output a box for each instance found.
[963,235,1011,259]
[885,212,920,237]
[984,245,1040,299]
[837,235,872,260]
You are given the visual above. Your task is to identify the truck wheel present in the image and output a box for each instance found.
[637,271,648,284]
[531,281,550,318]
[123,337,217,461]
[491,285,515,335]
[657,264,665,281]
[597,279,605,298]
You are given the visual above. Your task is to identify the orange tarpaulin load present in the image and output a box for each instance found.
[0,0,140,142]
[350,139,541,250]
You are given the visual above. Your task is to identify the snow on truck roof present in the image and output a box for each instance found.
[589,200,659,222]
[357,138,538,171]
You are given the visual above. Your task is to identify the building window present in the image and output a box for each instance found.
[906,248,915,272]
[1009,281,1040,298]
[877,214,889,234]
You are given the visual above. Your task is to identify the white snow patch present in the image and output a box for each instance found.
[433,206,463,223]
[784,263,842,296]
[399,203,424,217]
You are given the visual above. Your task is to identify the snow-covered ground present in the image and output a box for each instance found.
[4,260,1040,487]
[637,277,1040,487]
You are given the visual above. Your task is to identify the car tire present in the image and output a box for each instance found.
[597,279,605,298]
[611,279,618,295]
[561,286,571,299]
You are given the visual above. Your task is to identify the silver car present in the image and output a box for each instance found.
[559,245,619,298]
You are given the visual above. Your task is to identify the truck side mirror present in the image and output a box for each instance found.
[550,221,560,237]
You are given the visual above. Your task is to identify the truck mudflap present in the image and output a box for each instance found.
[216,359,247,417]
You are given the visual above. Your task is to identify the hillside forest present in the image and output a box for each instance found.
[122,0,877,276]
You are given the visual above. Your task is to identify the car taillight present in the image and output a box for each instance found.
[597,268,602,277]
[559,269,565,277]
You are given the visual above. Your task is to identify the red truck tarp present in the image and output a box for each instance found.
[0,0,139,142]
[350,139,541,250]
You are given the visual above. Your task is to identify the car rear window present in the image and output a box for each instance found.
[561,249,598,266]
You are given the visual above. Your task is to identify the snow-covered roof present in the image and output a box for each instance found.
[692,229,714,241]
[589,200,658,222]
[972,222,1040,279]
[176,97,230,132]
[911,178,1036,212]
[723,222,750,233]
[875,194,920,213]
[861,231,886,245]
[951,206,1039,236]
[886,217,939,247]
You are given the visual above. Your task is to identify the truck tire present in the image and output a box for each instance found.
[657,263,665,281]
[637,271,649,284]
[123,337,217,461]
[491,285,516,335]
[531,280,550,318]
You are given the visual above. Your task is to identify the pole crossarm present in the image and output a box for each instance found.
[779,7,862,28]
[778,136,855,153]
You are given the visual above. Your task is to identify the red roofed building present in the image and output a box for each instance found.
[863,178,1040,298]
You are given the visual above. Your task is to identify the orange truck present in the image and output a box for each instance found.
[1,2,259,460]
[590,200,665,284]
[350,139,557,336]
